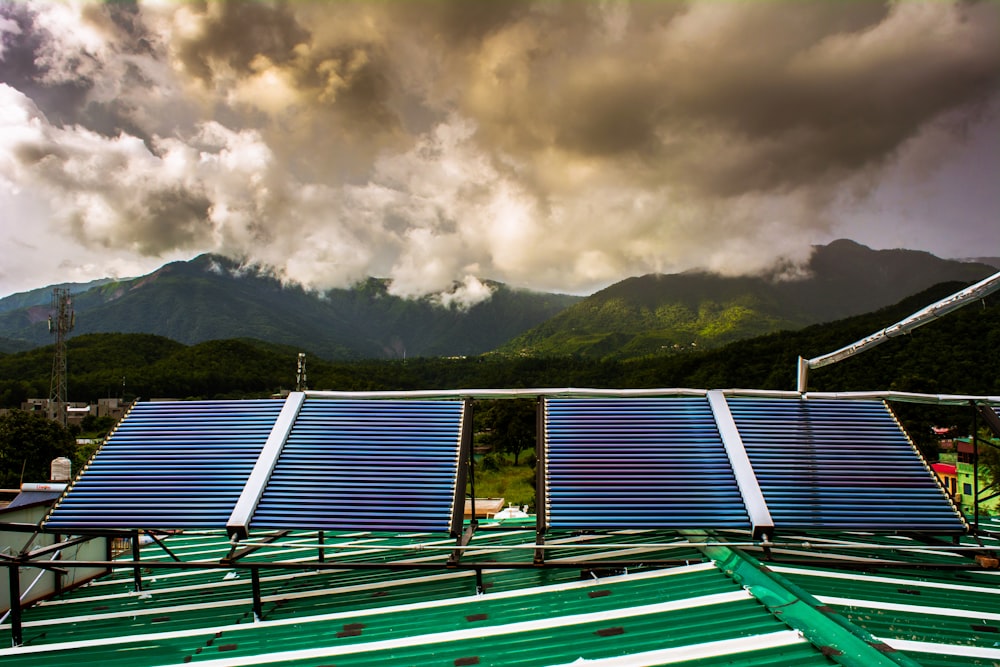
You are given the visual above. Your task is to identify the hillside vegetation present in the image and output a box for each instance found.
[500,240,996,359]
[2,241,994,362]
[0,255,580,358]
[2,282,997,450]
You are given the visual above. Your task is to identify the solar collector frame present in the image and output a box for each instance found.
[539,394,966,537]
[727,398,967,533]
[244,397,469,536]
[40,390,967,540]
[541,396,752,531]
[44,399,285,531]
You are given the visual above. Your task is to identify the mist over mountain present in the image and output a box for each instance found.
[963,257,1000,270]
[499,240,997,359]
[0,240,993,360]
[0,255,579,359]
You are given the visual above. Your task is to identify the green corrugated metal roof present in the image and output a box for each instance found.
[2,524,999,666]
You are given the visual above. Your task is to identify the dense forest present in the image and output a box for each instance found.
[1,282,997,455]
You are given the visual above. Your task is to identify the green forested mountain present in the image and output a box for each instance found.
[1,283,995,493]
[0,255,580,358]
[1,241,993,361]
[499,240,996,359]
[2,282,996,414]
[0,277,116,315]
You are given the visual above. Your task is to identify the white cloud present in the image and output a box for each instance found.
[435,275,495,310]
[0,0,998,301]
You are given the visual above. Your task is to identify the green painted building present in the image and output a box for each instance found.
[940,437,1000,517]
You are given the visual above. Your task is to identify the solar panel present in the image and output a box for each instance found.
[44,399,285,531]
[243,398,468,535]
[542,397,752,531]
[726,398,966,532]
[42,391,966,538]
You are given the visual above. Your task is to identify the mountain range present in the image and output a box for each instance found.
[0,239,995,360]
[0,255,579,359]
[500,239,999,359]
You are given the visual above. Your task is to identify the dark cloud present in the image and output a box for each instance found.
[1,1,998,299]
[448,1,1000,199]
[174,1,308,82]
[0,4,91,124]
[400,0,533,45]
[12,139,65,166]
[0,2,165,142]
[64,186,213,253]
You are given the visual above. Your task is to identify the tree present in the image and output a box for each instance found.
[0,410,78,488]
[478,399,536,466]
[80,414,116,437]
[977,428,1000,507]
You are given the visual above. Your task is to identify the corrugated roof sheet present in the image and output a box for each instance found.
[0,528,838,667]
[4,526,999,666]
[10,393,998,665]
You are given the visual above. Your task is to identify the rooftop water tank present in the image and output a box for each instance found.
[51,457,72,482]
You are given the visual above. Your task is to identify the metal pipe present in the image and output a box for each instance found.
[131,530,142,593]
[251,567,263,621]
[310,387,1000,406]
[4,556,992,575]
[798,270,1000,391]
[7,563,22,646]
[140,539,989,553]
[305,387,709,400]
[804,390,1000,406]
[973,404,980,533]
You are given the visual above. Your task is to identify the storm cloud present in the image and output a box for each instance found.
[1,0,998,301]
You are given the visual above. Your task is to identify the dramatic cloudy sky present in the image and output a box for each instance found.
[1,1,999,303]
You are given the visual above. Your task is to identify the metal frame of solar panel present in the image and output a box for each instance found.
[44,399,286,531]
[539,394,966,538]
[726,397,966,533]
[39,390,967,541]
[540,396,753,532]
[978,404,1000,439]
[234,396,469,537]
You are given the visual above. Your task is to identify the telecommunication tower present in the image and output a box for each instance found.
[296,352,307,391]
[48,288,75,425]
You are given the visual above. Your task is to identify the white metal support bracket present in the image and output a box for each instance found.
[226,391,306,539]
[707,390,774,540]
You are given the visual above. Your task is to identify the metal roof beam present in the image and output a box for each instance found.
[449,399,474,539]
[226,392,305,540]
[707,391,774,540]
[977,404,1000,438]
[305,387,708,400]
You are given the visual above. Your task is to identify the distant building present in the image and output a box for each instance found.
[932,425,956,450]
[949,437,1000,516]
[931,461,957,498]
[18,397,129,428]
[95,397,128,421]
[21,398,48,414]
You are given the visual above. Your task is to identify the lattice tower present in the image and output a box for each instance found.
[48,287,74,425]
[296,352,307,391]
